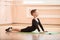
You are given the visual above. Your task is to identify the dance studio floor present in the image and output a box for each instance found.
[0,24,60,40]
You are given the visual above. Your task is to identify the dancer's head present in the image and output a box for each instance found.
[31,9,38,18]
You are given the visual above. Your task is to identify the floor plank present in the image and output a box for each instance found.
[0,24,60,40]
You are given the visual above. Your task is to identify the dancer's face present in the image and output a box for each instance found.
[32,11,38,18]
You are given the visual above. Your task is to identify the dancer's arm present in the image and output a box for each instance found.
[38,18,44,31]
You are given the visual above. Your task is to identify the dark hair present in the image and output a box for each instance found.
[31,9,36,15]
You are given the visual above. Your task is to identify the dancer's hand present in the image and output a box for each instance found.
[43,31,48,32]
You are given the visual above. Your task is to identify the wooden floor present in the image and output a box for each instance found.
[0,24,60,40]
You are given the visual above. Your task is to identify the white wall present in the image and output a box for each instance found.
[23,0,60,5]
[0,0,12,24]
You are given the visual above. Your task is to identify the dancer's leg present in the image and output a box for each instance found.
[11,28,21,32]
[5,27,21,32]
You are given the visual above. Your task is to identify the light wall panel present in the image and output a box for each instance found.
[0,0,12,24]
